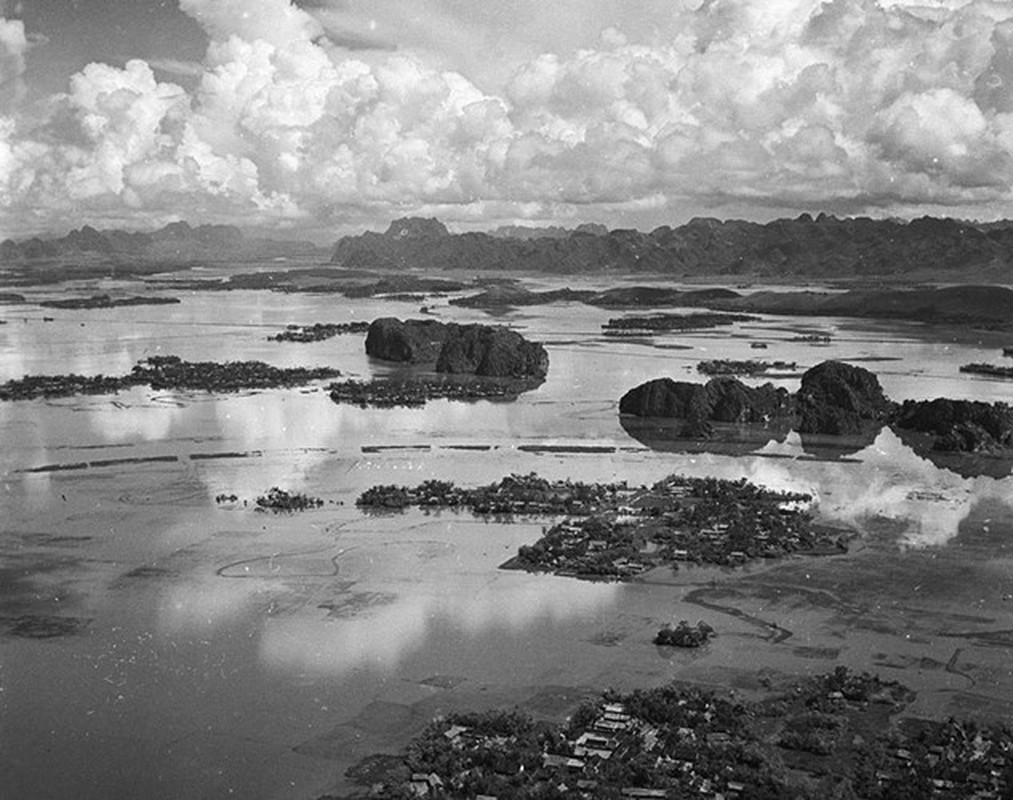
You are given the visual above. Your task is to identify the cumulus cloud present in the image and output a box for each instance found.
[178,0,323,49]
[148,58,206,78]
[0,13,28,104]
[6,0,1013,234]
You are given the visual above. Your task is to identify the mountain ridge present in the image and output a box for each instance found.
[8,214,1013,279]
[331,213,1013,278]
[1,221,325,263]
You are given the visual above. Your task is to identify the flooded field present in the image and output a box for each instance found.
[2,275,1013,798]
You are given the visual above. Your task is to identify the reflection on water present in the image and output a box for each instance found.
[644,426,1012,549]
[618,413,1013,548]
[3,283,1013,798]
[259,569,618,678]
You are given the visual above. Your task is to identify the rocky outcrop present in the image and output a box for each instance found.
[618,379,711,421]
[437,325,549,380]
[384,217,449,240]
[796,361,894,435]
[619,361,891,436]
[618,376,793,436]
[365,318,451,363]
[707,378,795,423]
[364,318,549,381]
[619,360,1013,474]
[619,360,891,439]
[893,399,1013,452]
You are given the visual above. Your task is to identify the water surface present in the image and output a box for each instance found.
[2,278,1013,798]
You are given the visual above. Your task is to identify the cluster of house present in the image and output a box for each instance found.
[399,700,751,800]
[875,736,1010,798]
[539,703,747,800]
[680,505,817,560]
[527,493,815,577]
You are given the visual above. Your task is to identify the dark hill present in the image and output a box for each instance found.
[620,360,890,438]
[365,318,549,381]
[1,222,325,263]
[331,214,1013,278]
[719,285,1013,330]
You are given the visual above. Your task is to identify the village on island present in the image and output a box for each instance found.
[334,667,1012,799]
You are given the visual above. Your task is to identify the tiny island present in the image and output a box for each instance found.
[254,487,325,512]
[328,376,534,408]
[0,355,341,401]
[696,359,798,376]
[327,317,550,408]
[654,620,716,648]
[37,293,181,309]
[268,321,369,342]
[602,312,758,334]
[960,362,1013,379]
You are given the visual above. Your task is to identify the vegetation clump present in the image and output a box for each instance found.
[328,376,531,408]
[357,483,414,509]
[136,355,340,392]
[254,487,324,513]
[0,371,143,401]
[697,359,797,376]
[778,711,845,755]
[960,362,1013,379]
[268,321,369,342]
[602,312,758,333]
[654,620,715,647]
[38,293,181,309]
[0,355,340,401]
[357,473,628,516]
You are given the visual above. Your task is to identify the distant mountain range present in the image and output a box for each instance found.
[331,215,1013,279]
[0,221,326,263]
[8,215,1013,279]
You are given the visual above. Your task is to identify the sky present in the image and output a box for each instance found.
[3,0,1013,240]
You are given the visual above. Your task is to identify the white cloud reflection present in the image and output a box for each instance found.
[158,577,255,634]
[257,572,617,677]
[708,427,1013,549]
